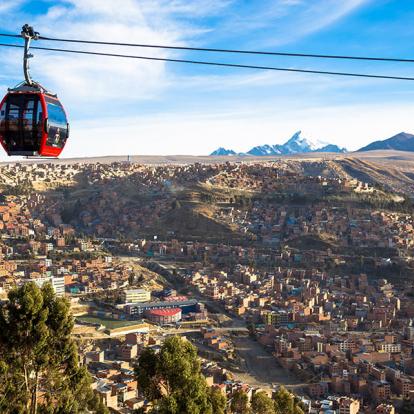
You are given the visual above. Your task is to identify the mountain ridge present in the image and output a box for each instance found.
[357,132,414,152]
[210,131,347,156]
[210,147,237,156]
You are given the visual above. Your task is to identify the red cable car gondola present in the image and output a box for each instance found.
[0,25,69,157]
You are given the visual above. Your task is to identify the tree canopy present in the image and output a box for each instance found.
[251,391,275,414]
[0,282,104,414]
[273,387,304,414]
[208,386,227,414]
[135,335,226,414]
[135,336,307,414]
[230,389,251,414]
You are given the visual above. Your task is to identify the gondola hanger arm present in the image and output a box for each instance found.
[21,24,39,86]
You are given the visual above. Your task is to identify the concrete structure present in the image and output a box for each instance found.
[123,289,150,304]
[124,298,197,317]
[117,343,138,361]
[376,404,395,414]
[106,323,150,338]
[264,310,289,327]
[146,308,182,325]
[23,276,65,296]
[371,381,391,402]
[339,397,360,414]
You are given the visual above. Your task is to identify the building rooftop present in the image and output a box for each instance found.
[147,308,181,317]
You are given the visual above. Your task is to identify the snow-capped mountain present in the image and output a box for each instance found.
[210,131,347,156]
[282,131,328,154]
[247,144,283,156]
[209,147,237,156]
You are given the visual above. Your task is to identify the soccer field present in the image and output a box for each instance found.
[77,315,139,330]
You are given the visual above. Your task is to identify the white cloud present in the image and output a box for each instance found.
[0,0,23,14]
[167,68,360,93]
[41,8,171,100]
[217,0,371,47]
[140,0,235,19]
[1,0,208,107]
[289,0,370,40]
[1,0,367,113]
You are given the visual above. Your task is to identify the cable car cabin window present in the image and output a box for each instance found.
[45,97,68,149]
[23,99,35,144]
[0,101,6,147]
[0,102,5,131]
[2,94,41,152]
[36,100,43,144]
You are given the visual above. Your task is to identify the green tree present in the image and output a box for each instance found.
[230,389,251,414]
[208,387,227,414]
[89,393,110,414]
[135,348,162,402]
[0,282,100,414]
[273,387,303,414]
[251,391,275,414]
[135,336,224,414]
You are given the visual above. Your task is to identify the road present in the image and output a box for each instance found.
[118,258,307,392]
[166,321,306,392]
[166,326,248,334]
[231,336,306,391]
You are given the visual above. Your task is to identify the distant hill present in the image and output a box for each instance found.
[210,131,347,156]
[316,144,347,153]
[358,132,414,152]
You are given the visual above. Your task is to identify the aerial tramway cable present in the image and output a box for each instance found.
[1,23,414,160]
[1,32,414,64]
[0,42,414,81]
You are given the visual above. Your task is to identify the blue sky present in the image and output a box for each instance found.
[1,0,414,158]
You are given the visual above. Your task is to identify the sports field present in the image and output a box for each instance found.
[77,315,138,329]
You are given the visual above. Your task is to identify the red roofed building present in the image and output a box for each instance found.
[164,296,187,302]
[146,308,182,325]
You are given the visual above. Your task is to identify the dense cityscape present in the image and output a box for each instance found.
[1,1,414,412]
[1,160,414,413]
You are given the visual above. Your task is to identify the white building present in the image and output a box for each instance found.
[377,343,401,353]
[123,289,150,304]
[24,276,65,297]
